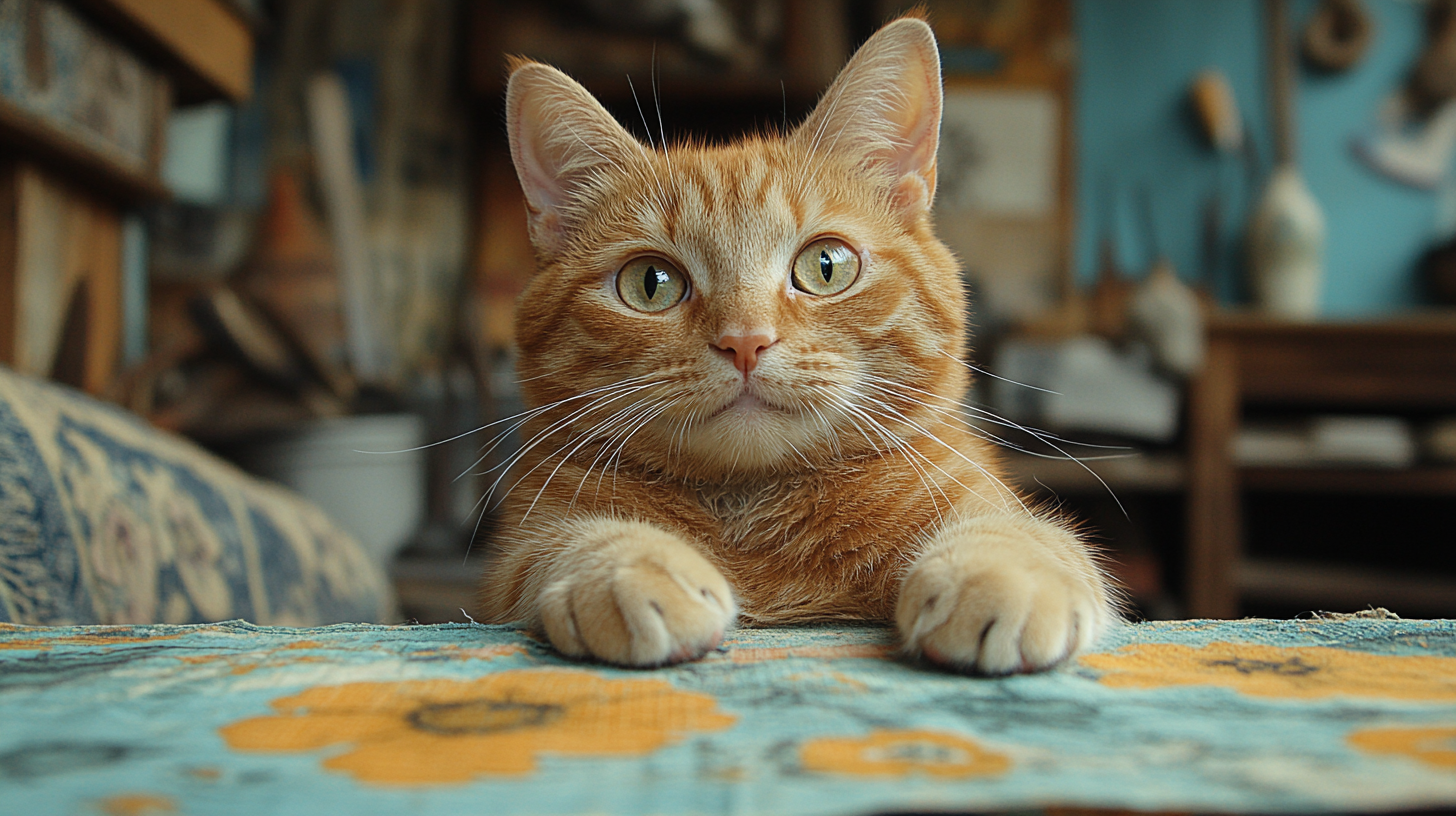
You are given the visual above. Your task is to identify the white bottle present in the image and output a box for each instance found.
[1248,164,1326,319]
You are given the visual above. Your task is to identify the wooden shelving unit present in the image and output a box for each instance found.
[1187,313,1456,618]
[1004,314,1456,619]
[1241,465,1456,495]
[0,0,254,397]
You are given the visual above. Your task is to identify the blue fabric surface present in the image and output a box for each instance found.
[3,618,1455,815]
[0,366,395,625]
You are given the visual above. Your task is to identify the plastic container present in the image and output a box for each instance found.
[235,414,425,566]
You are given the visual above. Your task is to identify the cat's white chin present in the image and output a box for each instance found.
[683,401,818,472]
[709,392,779,418]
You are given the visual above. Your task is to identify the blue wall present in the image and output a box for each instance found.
[1074,0,1441,315]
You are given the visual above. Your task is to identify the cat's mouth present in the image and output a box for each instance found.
[709,392,784,419]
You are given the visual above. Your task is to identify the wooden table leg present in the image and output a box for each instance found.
[1187,337,1241,618]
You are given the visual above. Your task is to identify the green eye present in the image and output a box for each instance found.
[616,257,688,312]
[792,238,859,296]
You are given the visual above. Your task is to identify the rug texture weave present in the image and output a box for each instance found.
[3,617,1454,815]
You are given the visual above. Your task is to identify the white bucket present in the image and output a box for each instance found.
[235,414,426,566]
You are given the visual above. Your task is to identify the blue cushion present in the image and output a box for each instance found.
[0,366,397,625]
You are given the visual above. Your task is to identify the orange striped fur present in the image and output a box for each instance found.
[478,18,1117,673]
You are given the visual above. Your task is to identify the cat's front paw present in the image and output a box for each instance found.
[536,520,737,667]
[896,516,1109,675]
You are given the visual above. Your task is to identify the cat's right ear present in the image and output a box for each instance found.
[506,60,645,254]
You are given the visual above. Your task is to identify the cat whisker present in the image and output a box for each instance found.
[481,380,670,512]
[859,396,1026,516]
[514,358,633,385]
[669,404,705,469]
[602,395,681,498]
[649,44,680,201]
[937,348,1061,396]
[625,74,673,216]
[808,384,882,455]
[801,398,844,459]
[836,380,1016,514]
[571,392,684,512]
[862,375,1129,518]
[528,393,680,523]
[863,378,1132,463]
[496,401,648,521]
[365,373,652,459]
[798,74,853,196]
[862,373,1132,453]
[563,122,624,178]
[455,381,652,485]
[834,398,952,522]
[811,384,950,520]
[464,377,663,482]
[856,383,1031,503]
[626,74,657,152]
[542,393,677,517]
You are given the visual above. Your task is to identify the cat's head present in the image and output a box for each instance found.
[505,18,968,480]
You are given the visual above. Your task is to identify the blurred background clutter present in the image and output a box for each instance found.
[2,0,1454,624]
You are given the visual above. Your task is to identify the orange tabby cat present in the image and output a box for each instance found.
[477,17,1117,674]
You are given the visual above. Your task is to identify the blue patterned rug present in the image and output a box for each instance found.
[3,617,1455,815]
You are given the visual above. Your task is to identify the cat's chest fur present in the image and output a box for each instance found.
[686,461,938,622]
[693,467,870,549]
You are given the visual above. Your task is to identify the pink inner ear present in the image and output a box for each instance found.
[892,174,935,219]
[505,63,644,249]
[514,121,565,215]
[887,64,942,198]
[508,78,572,217]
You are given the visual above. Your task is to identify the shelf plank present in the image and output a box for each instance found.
[72,0,254,104]
[1242,466,1456,495]
[1240,558,1456,616]
[1210,312,1456,407]
[0,100,168,205]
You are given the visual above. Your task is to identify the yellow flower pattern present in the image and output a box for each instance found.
[1348,726,1456,770]
[1081,641,1456,701]
[220,669,736,784]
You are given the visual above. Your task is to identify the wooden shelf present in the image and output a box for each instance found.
[1209,311,1456,407]
[1187,315,1456,618]
[1240,558,1456,616]
[72,0,255,104]
[1242,465,1456,495]
[0,99,168,205]
[1006,447,1456,497]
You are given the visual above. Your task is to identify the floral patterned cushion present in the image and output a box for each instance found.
[0,366,396,625]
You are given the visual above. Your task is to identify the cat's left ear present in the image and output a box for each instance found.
[793,18,942,222]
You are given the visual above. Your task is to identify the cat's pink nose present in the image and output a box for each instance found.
[713,333,776,376]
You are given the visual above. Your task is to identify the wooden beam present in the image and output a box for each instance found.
[0,99,169,205]
[1186,337,1242,618]
[74,0,254,104]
